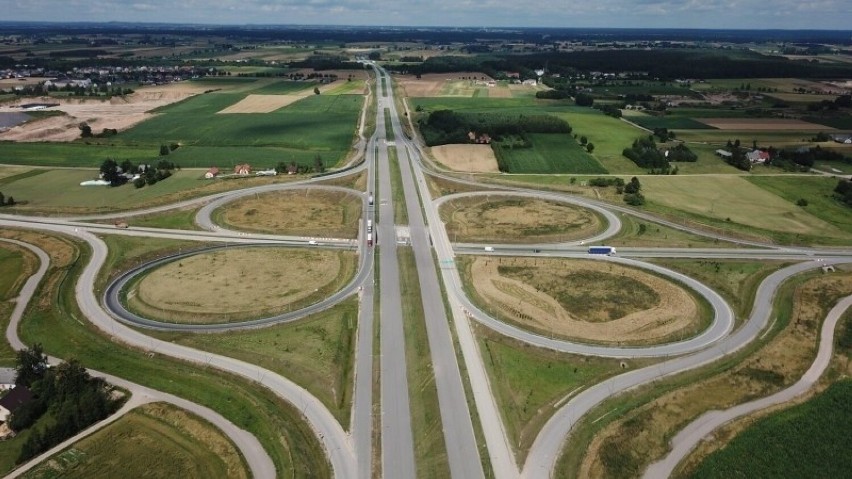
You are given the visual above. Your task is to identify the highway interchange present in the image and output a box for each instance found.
[1,61,851,478]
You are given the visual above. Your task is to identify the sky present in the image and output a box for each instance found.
[5,0,852,30]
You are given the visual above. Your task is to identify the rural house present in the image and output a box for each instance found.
[747,150,770,164]
[205,166,219,179]
[234,164,251,175]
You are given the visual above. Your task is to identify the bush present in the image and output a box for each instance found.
[575,93,594,107]
[796,198,808,207]
[624,192,645,206]
[133,178,146,188]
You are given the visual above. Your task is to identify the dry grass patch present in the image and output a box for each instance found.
[430,144,499,173]
[697,118,831,130]
[441,196,604,243]
[217,189,361,238]
[128,247,355,324]
[581,270,852,479]
[463,256,701,345]
[217,94,305,113]
[396,72,492,97]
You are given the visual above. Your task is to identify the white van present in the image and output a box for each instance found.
[484,246,495,252]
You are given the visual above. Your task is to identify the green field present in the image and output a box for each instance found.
[626,114,713,130]
[478,328,636,462]
[747,176,852,235]
[556,110,646,174]
[0,80,363,169]
[640,175,848,242]
[687,379,852,479]
[0,245,25,301]
[151,299,358,426]
[19,403,249,479]
[675,129,816,146]
[495,134,607,174]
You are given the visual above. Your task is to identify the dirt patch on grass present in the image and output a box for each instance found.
[0,84,208,142]
[697,118,831,130]
[217,189,361,238]
[396,72,493,97]
[441,196,603,243]
[487,85,514,98]
[430,144,499,173]
[466,257,700,344]
[581,271,852,479]
[129,247,354,323]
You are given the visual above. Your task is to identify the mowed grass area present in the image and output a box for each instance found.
[216,189,362,238]
[625,113,713,131]
[495,133,607,174]
[1,168,302,214]
[685,379,852,479]
[556,109,646,174]
[477,325,643,463]
[0,243,33,367]
[746,176,852,235]
[151,299,358,427]
[640,175,849,243]
[20,402,249,479]
[675,129,816,146]
[128,247,356,324]
[440,196,604,243]
[608,213,742,249]
[6,229,329,477]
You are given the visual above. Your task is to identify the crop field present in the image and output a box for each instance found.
[153,299,358,426]
[687,379,852,479]
[215,189,362,238]
[440,196,605,243]
[640,176,847,240]
[674,129,819,146]
[494,133,608,174]
[127,247,356,323]
[430,144,499,173]
[696,118,831,130]
[460,256,703,345]
[624,113,713,130]
[20,402,248,479]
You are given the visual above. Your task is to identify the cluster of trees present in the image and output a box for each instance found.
[159,143,180,156]
[667,144,698,162]
[653,128,676,142]
[574,93,594,107]
[275,155,325,175]
[419,109,571,146]
[576,135,595,153]
[596,104,622,119]
[836,179,852,207]
[99,158,177,187]
[622,136,671,171]
[586,177,644,205]
[0,191,16,207]
[78,123,117,139]
[772,145,850,171]
[807,94,851,112]
[11,345,122,464]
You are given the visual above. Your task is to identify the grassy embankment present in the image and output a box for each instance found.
[0,243,33,366]
[558,268,852,479]
[3,229,331,478]
[19,402,250,479]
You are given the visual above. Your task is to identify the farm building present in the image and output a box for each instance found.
[747,150,770,164]
[205,166,220,179]
[234,164,251,175]
[256,168,277,176]
[715,149,733,159]
[831,134,852,144]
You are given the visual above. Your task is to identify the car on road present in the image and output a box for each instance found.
[309,240,318,245]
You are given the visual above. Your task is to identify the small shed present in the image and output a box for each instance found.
[205,166,220,179]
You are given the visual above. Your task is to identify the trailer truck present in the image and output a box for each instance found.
[367,232,373,246]
[367,219,373,232]
[588,246,616,255]
[368,192,374,206]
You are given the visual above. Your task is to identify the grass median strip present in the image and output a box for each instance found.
[389,148,408,224]
[398,248,450,477]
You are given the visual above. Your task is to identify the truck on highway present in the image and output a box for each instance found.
[367,232,373,246]
[367,219,373,232]
[484,246,495,252]
[368,192,374,206]
[588,246,616,255]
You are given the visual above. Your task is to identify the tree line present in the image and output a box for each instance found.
[11,345,123,464]
[418,109,571,146]
[0,192,16,207]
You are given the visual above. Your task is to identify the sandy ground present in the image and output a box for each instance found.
[396,72,493,97]
[430,144,499,173]
[698,118,832,130]
[469,257,698,343]
[0,83,209,142]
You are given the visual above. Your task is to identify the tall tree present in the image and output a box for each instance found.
[15,343,48,388]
